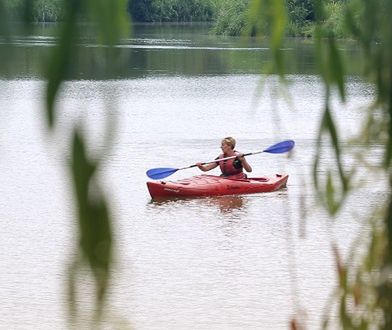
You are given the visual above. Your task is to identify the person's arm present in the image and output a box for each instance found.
[196,162,218,172]
[237,154,252,172]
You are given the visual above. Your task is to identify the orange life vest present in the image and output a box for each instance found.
[216,151,244,177]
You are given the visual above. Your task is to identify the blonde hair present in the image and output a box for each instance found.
[221,137,236,149]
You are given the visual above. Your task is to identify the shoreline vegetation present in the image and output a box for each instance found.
[3,0,347,38]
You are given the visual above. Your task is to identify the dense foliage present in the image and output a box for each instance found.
[2,0,347,37]
[286,0,315,36]
[249,0,392,328]
[129,0,216,22]
[2,0,64,22]
[212,0,249,35]
[128,0,347,37]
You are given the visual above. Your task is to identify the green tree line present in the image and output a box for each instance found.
[2,0,217,22]
[2,0,346,37]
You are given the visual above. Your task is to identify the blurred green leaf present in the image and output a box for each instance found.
[0,1,12,42]
[85,0,130,45]
[247,0,286,76]
[314,105,349,215]
[70,128,113,319]
[385,195,392,264]
[323,107,349,194]
[68,258,79,319]
[45,0,79,128]
[45,0,130,128]
[21,0,33,31]
[270,0,286,76]
[326,171,337,215]
[45,0,129,323]
[327,37,345,101]
[313,0,326,22]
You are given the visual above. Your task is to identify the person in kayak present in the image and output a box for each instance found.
[196,137,252,179]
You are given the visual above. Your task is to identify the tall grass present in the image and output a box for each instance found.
[213,0,249,35]
[130,0,216,22]
[3,0,64,22]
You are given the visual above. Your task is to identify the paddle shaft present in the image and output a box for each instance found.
[179,151,261,170]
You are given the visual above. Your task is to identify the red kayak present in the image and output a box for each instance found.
[146,174,288,199]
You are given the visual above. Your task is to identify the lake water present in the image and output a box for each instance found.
[0,23,384,329]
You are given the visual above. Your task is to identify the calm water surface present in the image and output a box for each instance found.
[0,24,384,329]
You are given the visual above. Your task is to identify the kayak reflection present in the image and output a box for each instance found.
[148,194,246,214]
[205,195,245,213]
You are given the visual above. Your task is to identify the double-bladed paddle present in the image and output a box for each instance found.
[146,139,295,180]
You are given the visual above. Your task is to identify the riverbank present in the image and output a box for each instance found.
[2,0,347,38]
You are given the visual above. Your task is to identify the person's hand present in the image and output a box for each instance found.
[233,156,242,169]
[196,162,204,170]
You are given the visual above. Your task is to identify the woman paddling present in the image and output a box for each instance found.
[196,137,252,179]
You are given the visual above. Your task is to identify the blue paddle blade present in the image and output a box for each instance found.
[263,140,295,154]
[146,167,178,180]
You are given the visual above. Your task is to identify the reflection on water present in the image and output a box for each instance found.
[0,23,364,79]
[148,194,246,214]
[0,73,378,329]
[205,195,245,213]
